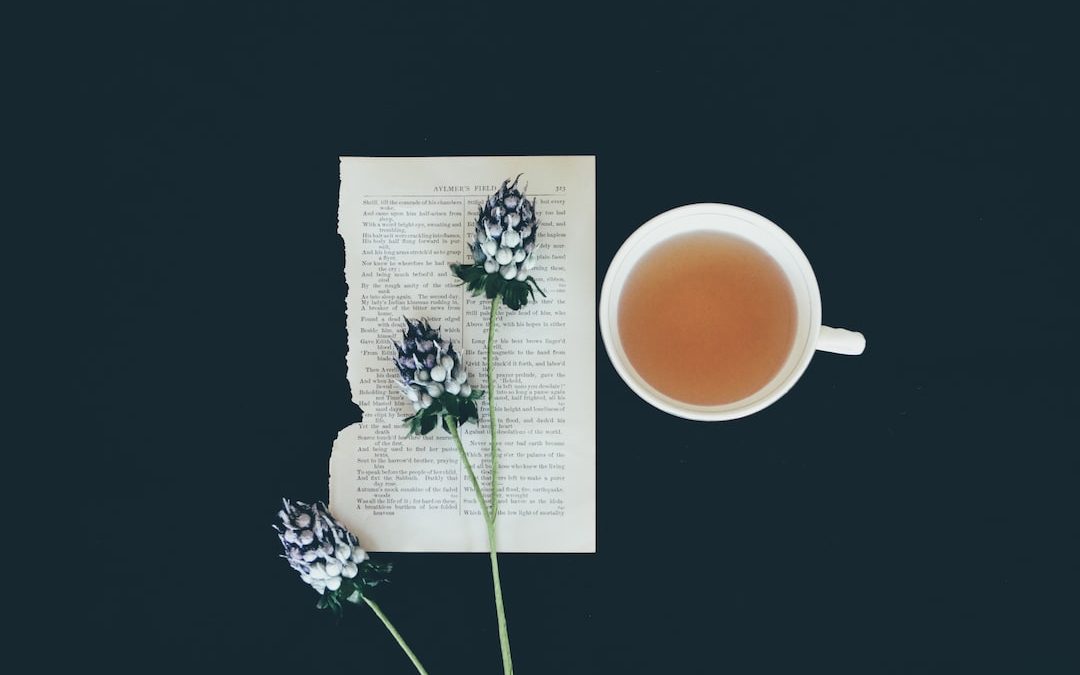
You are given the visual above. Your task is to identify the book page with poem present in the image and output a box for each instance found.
[331,156,595,552]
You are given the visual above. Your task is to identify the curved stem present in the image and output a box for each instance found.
[363,596,430,675]
[447,417,490,522]
[487,297,500,517]
[447,416,512,673]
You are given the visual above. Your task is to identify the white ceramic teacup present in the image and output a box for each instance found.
[599,203,865,421]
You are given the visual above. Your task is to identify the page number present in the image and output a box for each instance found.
[555,185,566,192]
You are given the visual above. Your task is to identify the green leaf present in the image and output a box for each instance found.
[365,560,393,575]
[526,276,547,297]
[442,395,460,417]
[327,596,343,618]
[461,399,479,423]
[340,580,364,604]
[419,414,437,435]
[484,273,501,299]
[451,263,480,284]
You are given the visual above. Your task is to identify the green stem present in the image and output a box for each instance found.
[447,299,513,675]
[487,297,500,517]
[447,416,513,675]
[485,297,512,675]
[447,417,490,522]
[487,519,513,675]
[363,596,430,675]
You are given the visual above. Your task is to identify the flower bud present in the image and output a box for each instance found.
[460,383,472,397]
[276,500,386,601]
[459,176,541,312]
[393,319,480,430]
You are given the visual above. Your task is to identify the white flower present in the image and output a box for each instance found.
[275,500,370,596]
[468,175,539,277]
[393,319,481,432]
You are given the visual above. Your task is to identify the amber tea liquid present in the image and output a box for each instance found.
[617,231,797,405]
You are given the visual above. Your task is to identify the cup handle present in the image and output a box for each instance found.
[817,326,866,355]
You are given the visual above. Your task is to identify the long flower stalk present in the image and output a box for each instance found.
[447,413,513,675]
[363,596,430,675]
[487,298,500,516]
[275,499,429,674]
[444,175,547,674]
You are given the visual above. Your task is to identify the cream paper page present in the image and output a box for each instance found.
[330,156,595,552]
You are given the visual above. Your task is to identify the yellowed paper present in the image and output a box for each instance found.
[330,156,596,552]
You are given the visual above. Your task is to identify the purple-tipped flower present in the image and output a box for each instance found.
[394,318,473,408]
[453,176,546,311]
[276,499,369,595]
[470,175,539,282]
[276,499,392,616]
[394,319,483,434]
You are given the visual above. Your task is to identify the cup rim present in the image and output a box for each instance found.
[598,203,823,421]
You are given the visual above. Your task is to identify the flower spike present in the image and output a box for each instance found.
[393,318,484,435]
[452,175,547,311]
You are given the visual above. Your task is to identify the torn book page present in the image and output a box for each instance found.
[331,156,596,552]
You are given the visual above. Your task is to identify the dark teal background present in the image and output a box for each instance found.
[32,1,1077,672]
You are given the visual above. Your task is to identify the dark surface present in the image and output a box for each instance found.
[32,2,1077,673]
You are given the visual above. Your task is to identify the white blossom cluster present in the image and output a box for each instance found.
[394,318,472,410]
[471,175,539,281]
[275,499,368,594]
